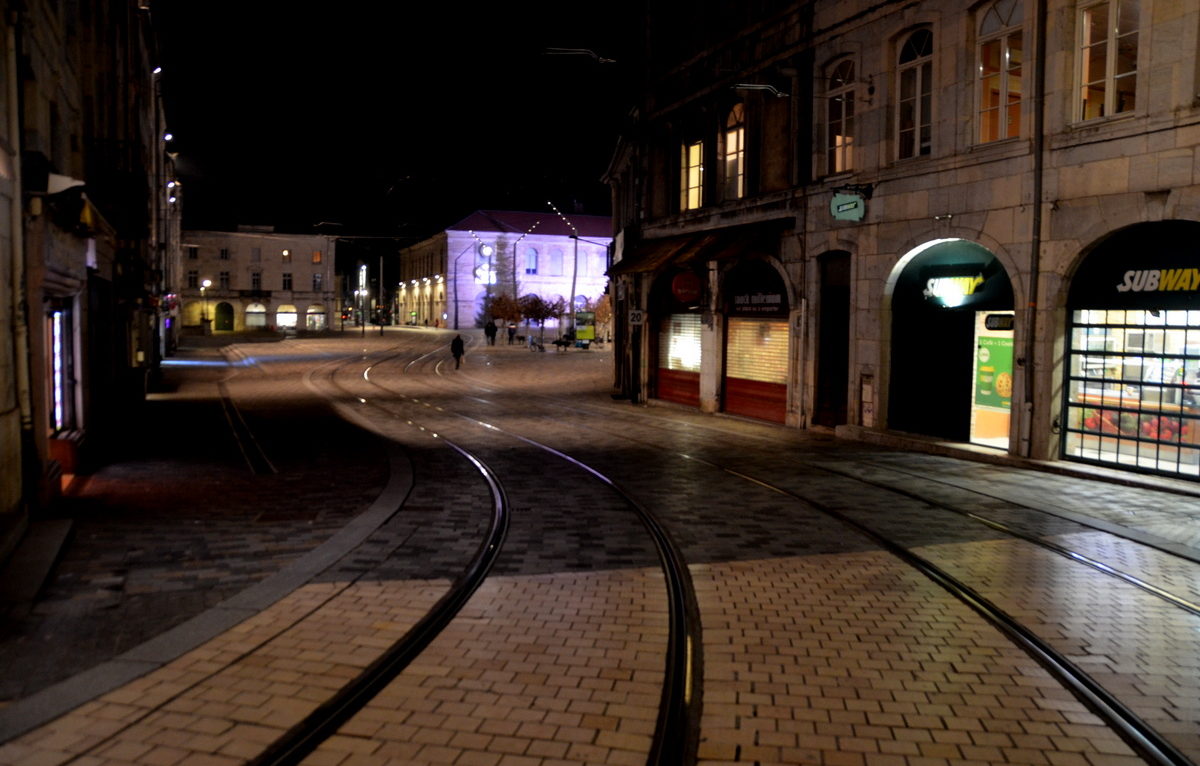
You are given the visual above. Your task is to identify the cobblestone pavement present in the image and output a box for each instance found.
[0,328,1198,765]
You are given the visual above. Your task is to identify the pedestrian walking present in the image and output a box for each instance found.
[451,334,465,369]
[484,320,498,346]
[507,323,516,345]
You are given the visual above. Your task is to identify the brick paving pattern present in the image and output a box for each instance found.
[1,330,1197,764]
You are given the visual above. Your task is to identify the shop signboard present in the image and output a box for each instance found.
[730,291,786,316]
[1069,221,1200,309]
[830,192,866,221]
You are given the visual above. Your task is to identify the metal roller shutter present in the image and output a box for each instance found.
[725,318,788,422]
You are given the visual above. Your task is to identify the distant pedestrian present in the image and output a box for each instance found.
[507,323,516,345]
[451,334,465,369]
[484,320,498,346]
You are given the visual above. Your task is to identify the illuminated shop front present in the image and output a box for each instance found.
[889,239,1014,444]
[653,269,705,408]
[723,260,789,423]
[1063,222,1200,478]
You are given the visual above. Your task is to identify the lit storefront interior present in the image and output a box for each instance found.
[653,269,705,408]
[1063,222,1200,478]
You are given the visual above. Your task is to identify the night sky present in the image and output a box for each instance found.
[155,2,639,241]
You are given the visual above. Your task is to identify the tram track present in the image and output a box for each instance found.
[263,343,704,765]
[403,345,1199,766]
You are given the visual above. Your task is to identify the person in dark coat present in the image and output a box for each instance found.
[450,334,465,368]
[484,320,497,345]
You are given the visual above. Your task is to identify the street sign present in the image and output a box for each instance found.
[629,309,645,325]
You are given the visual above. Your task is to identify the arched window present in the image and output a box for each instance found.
[978,0,1023,142]
[826,59,856,173]
[897,28,934,159]
[723,103,745,199]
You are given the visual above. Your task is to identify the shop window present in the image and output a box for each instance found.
[245,303,267,329]
[977,0,1023,143]
[826,59,856,173]
[723,104,745,200]
[897,28,934,159]
[1077,0,1138,121]
[681,139,704,210]
[1064,309,1200,476]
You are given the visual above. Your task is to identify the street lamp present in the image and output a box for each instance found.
[200,279,211,335]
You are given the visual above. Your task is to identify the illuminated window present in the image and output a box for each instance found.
[826,60,856,173]
[897,28,934,159]
[723,104,745,200]
[312,251,322,264]
[1078,0,1138,121]
[282,272,293,290]
[978,0,1023,143]
[680,139,704,210]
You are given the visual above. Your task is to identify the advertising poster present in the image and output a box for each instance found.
[975,335,1014,410]
[970,312,1014,448]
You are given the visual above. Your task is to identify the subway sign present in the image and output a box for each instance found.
[1115,268,1200,293]
[1068,221,1200,309]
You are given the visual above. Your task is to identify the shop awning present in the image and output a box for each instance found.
[609,233,719,276]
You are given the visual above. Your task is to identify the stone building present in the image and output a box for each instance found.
[1,0,177,560]
[608,0,1200,480]
[180,228,337,333]
[396,210,612,332]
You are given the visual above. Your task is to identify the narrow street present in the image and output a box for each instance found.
[1,328,1198,766]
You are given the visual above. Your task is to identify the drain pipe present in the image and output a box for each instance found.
[1022,0,1048,458]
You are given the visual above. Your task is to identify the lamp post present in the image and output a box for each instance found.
[200,278,211,335]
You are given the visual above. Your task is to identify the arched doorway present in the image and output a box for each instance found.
[1063,220,1200,478]
[214,302,235,332]
[276,304,298,329]
[889,239,1014,443]
[245,302,267,329]
[722,259,789,423]
[651,268,705,408]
